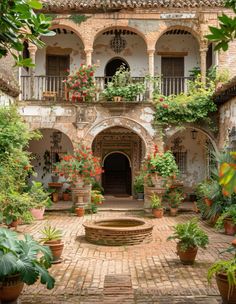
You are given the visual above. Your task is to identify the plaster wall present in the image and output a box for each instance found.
[218,98,236,149]
[0,91,15,106]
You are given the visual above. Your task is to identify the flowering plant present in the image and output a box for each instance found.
[63,64,96,102]
[144,145,179,178]
[54,144,103,183]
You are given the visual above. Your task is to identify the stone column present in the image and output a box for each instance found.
[85,48,93,66]
[28,43,37,99]
[200,47,207,84]
[147,49,155,100]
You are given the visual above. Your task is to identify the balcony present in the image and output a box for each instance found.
[20,75,192,102]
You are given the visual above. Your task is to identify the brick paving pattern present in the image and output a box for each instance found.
[16,211,234,303]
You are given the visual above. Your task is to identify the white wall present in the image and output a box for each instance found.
[93,34,148,77]
[35,33,84,75]
[155,34,199,76]
[28,128,74,186]
[0,90,15,106]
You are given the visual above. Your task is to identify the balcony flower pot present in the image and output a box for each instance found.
[0,274,24,302]
[75,207,85,217]
[177,243,198,265]
[224,218,236,236]
[31,207,45,220]
[152,208,164,218]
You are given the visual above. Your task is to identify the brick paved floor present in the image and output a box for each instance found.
[16,210,234,304]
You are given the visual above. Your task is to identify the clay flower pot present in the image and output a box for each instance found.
[170,207,178,217]
[7,219,20,229]
[216,273,236,304]
[31,207,45,220]
[63,193,70,201]
[204,198,212,207]
[75,207,85,217]
[152,208,164,218]
[177,243,198,265]
[44,240,64,263]
[0,274,24,302]
[223,218,236,236]
[52,192,59,203]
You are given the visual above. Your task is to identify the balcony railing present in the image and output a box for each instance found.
[20,75,192,102]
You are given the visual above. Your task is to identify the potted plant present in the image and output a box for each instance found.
[63,188,71,201]
[143,145,179,189]
[30,181,52,220]
[0,227,55,302]
[134,173,144,200]
[167,219,209,265]
[40,225,64,263]
[88,190,104,213]
[151,194,164,218]
[215,205,236,235]
[208,257,236,304]
[167,188,184,216]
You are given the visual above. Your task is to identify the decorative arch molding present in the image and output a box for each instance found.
[93,24,148,48]
[165,125,218,152]
[102,151,131,167]
[84,117,155,155]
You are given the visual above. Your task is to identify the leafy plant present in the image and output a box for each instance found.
[167,219,209,251]
[150,194,162,209]
[215,205,236,229]
[167,189,184,208]
[91,190,104,205]
[40,225,62,243]
[0,227,55,289]
[29,181,52,208]
[134,173,144,193]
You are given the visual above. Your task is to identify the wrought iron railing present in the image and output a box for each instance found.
[20,75,192,102]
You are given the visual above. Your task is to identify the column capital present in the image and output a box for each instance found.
[84,48,93,54]
[147,49,155,55]
[28,42,37,54]
[200,48,208,53]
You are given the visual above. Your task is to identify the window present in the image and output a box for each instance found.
[173,151,187,174]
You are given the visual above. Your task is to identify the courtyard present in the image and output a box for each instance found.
[17,209,233,304]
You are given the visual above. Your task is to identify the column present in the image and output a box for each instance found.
[147,49,155,100]
[28,43,37,99]
[200,47,207,84]
[85,48,93,66]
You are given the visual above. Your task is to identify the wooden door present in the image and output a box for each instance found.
[161,57,184,95]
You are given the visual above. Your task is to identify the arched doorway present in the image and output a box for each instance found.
[102,152,131,195]
[105,58,129,77]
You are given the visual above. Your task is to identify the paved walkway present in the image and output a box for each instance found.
[17,210,234,303]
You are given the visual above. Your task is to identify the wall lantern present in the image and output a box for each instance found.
[191,129,198,140]
[110,31,127,54]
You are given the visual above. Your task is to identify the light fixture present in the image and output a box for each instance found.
[191,129,198,140]
[110,30,127,54]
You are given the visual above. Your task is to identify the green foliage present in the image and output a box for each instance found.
[208,258,236,296]
[167,219,209,251]
[29,181,52,208]
[219,152,236,196]
[133,173,144,193]
[40,225,62,243]
[69,14,89,24]
[0,0,54,66]
[150,194,162,209]
[92,180,104,194]
[166,188,184,208]
[215,205,236,229]
[154,77,216,125]
[0,227,55,289]
[102,65,145,101]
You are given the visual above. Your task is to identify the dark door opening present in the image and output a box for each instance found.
[105,58,129,78]
[102,153,131,196]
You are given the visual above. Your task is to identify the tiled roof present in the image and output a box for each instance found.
[0,56,20,98]
[214,76,236,104]
[42,0,224,11]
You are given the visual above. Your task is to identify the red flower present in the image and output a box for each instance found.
[159,98,164,102]
[162,104,169,109]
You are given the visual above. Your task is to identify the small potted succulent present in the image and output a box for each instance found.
[0,228,55,303]
[167,219,209,264]
[208,257,236,304]
[151,194,164,218]
[215,205,236,236]
[40,225,64,263]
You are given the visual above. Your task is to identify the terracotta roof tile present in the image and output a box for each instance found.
[42,0,224,11]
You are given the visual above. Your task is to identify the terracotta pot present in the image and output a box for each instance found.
[63,193,70,201]
[31,207,45,220]
[216,273,236,304]
[152,208,164,218]
[177,243,198,265]
[0,274,24,302]
[52,192,59,203]
[224,218,236,236]
[170,207,178,217]
[44,241,64,263]
[7,219,20,228]
[204,198,212,206]
[232,239,236,247]
[75,207,85,217]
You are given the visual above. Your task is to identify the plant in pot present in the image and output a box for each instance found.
[134,173,145,200]
[30,181,52,220]
[89,190,104,213]
[0,227,55,303]
[151,194,164,218]
[215,205,236,236]
[167,218,209,265]
[40,225,64,263]
[208,257,236,304]
[63,187,72,201]
[167,188,184,216]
